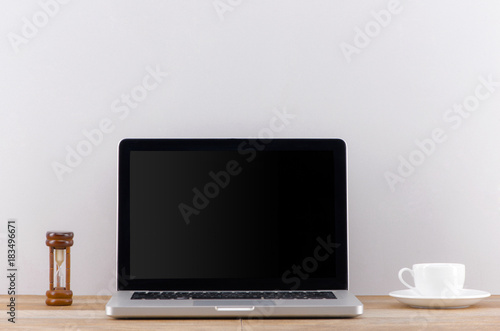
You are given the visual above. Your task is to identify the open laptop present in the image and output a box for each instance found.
[106,138,363,318]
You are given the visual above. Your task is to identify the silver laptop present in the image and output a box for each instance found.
[106,138,363,318]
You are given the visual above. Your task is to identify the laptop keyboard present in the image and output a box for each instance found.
[131,291,336,300]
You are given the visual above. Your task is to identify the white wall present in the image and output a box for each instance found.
[1,0,499,296]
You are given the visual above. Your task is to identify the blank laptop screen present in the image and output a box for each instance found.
[118,139,348,291]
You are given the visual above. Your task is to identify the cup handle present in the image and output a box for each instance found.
[398,267,415,289]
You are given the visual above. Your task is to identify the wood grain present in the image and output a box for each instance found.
[1,295,499,330]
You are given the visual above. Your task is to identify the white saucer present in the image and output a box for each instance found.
[389,289,491,309]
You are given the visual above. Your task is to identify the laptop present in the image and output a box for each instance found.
[106,138,363,318]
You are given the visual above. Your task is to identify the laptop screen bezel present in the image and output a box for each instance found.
[117,138,348,291]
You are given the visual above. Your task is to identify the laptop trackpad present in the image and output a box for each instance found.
[194,300,274,306]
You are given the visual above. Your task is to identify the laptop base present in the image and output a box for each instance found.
[106,290,363,318]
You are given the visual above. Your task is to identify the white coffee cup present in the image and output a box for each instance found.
[398,263,465,297]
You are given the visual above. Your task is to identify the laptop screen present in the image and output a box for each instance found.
[118,138,348,291]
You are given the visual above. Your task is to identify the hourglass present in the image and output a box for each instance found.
[46,231,74,306]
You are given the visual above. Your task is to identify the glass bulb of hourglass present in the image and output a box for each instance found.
[55,249,65,266]
[54,249,65,288]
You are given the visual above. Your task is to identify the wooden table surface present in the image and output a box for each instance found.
[1,295,499,330]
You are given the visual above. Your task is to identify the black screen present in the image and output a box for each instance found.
[118,139,347,291]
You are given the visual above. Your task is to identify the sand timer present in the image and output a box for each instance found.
[46,231,74,306]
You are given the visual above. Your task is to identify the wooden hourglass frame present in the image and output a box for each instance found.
[46,231,74,306]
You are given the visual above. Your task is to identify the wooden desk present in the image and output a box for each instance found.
[1,295,499,330]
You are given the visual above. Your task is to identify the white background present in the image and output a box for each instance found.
[1,0,500,296]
